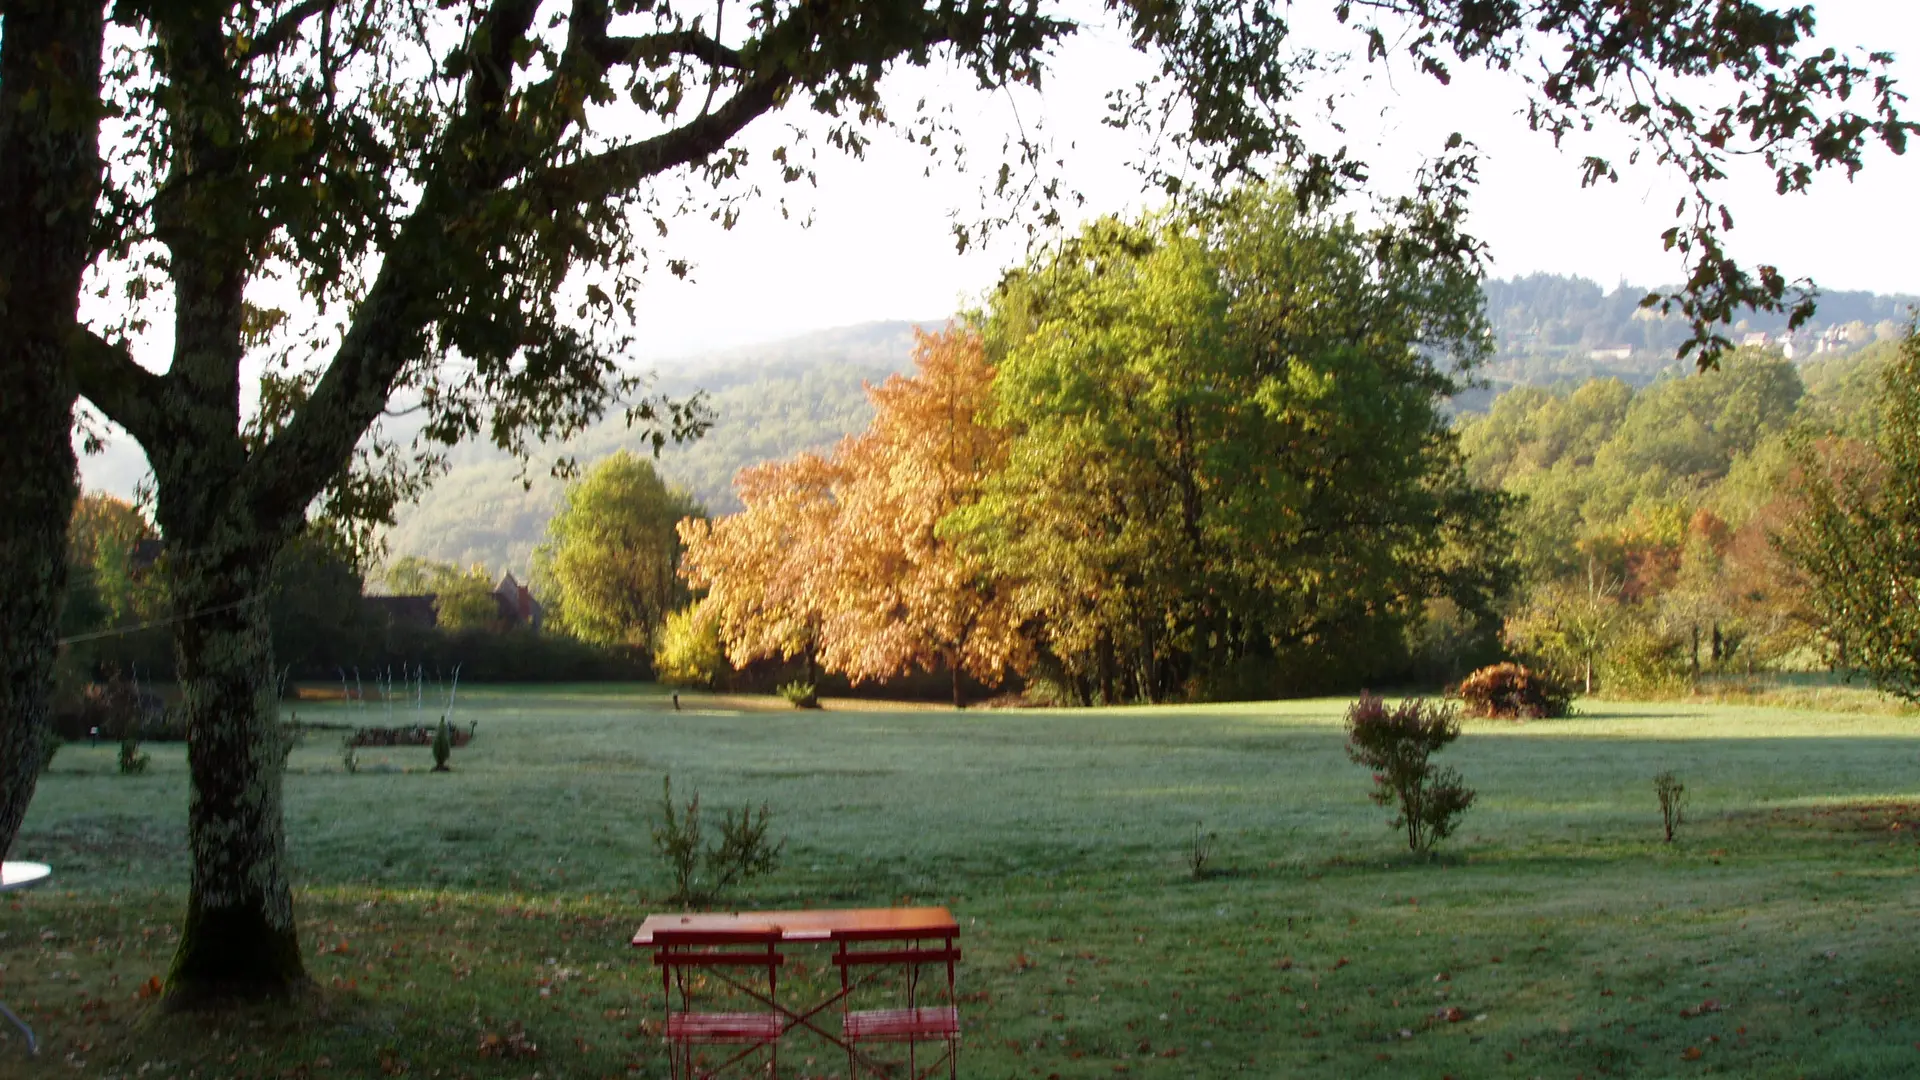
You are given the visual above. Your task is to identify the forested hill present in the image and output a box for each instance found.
[379,276,1914,574]
[380,320,931,572]
[1477,275,1917,395]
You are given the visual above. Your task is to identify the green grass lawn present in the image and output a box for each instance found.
[7,686,1920,1078]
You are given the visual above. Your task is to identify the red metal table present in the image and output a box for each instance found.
[634,908,961,1079]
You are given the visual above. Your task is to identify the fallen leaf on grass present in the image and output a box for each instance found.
[478,1024,539,1060]
[135,976,163,1000]
[1679,998,1725,1019]
[1681,1046,1704,1061]
[1435,1006,1466,1023]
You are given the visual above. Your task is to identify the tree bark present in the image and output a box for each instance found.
[161,529,306,1001]
[948,648,965,709]
[0,0,104,862]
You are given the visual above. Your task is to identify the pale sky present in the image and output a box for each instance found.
[614,0,1920,359]
[76,0,1920,495]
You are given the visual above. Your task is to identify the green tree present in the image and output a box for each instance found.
[534,452,703,648]
[65,493,162,634]
[379,556,444,596]
[433,565,503,632]
[377,556,500,630]
[1779,328,1920,699]
[3,0,1910,1006]
[1505,556,1625,694]
[958,187,1510,701]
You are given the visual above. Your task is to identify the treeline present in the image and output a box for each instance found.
[367,278,1919,576]
[660,188,1511,704]
[1461,337,1907,693]
[1479,274,1914,391]
[58,509,646,701]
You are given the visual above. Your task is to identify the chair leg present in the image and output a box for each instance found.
[0,1001,37,1057]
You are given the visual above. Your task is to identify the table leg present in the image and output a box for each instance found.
[1,1000,36,1056]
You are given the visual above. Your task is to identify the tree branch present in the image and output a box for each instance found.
[237,0,781,528]
[594,30,745,71]
[69,328,170,447]
[244,0,332,62]
[526,69,788,206]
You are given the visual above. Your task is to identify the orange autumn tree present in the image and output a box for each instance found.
[818,327,1028,707]
[678,325,1025,706]
[678,452,843,682]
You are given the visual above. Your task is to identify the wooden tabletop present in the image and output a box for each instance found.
[634,907,957,946]
[0,861,51,893]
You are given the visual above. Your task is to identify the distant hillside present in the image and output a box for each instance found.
[1475,274,1917,395]
[380,320,934,574]
[277,281,1920,577]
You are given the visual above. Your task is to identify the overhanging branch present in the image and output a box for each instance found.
[69,328,169,447]
[243,0,332,62]
[526,70,789,206]
[594,29,745,71]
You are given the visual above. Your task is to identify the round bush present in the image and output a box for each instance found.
[1456,662,1572,720]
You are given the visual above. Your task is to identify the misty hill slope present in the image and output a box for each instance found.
[380,280,1916,576]
[381,321,932,573]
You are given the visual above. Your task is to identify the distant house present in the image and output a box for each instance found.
[364,594,438,631]
[1741,331,1772,349]
[1589,345,1633,362]
[1814,326,1850,355]
[493,572,543,632]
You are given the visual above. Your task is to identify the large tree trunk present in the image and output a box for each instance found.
[162,532,306,1001]
[0,0,104,862]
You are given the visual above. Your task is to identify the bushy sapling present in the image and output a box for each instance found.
[651,775,784,906]
[1655,771,1687,842]
[118,737,150,776]
[431,716,452,772]
[1345,694,1476,854]
[778,681,820,709]
[1186,822,1217,880]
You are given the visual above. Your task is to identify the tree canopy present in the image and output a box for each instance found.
[953,187,1511,701]
[686,189,1513,702]
[534,451,704,647]
[1778,328,1920,700]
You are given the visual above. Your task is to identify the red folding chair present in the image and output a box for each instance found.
[654,928,786,1079]
[834,934,960,1080]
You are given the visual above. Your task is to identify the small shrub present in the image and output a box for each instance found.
[1344,693,1476,855]
[650,775,784,907]
[1185,822,1217,880]
[1655,771,1687,842]
[1602,620,1693,695]
[341,737,360,774]
[777,681,820,709]
[1457,662,1573,720]
[431,716,452,772]
[118,737,150,776]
